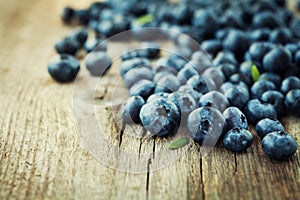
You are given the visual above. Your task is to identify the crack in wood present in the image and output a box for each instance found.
[234,153,238,176]
[146,157,151,200]
[200,157,205,200]
[152,138,156,160]
[118,123,125,148]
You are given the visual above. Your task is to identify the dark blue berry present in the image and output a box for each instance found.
[61,7,75,24]
[256,118,284,138]
[223,107,248,130]
[248,42,274,63]
[147,92,169,103]
[262,131,297,160]
[186,75,209,94]
[123,67,153,88]
[223,128,253,152]
[259,72,282,88]
[168,92,198,117]
[199,91,228,112]
[139,98,180,136]
[244,99,277,125]
[129,80,155,100]
[84,39,107,53]
[249,28,271,42]
[155,74,181,93]
[201,39,222,57]
[269,28,292,44]
[188,107,226,145]
[177,64,199,84]
[120,58,151,77]
[213,51,238,67]
[85,52,112,76]
[223,29,249,60]
[285,89,300,117]
[71,29,88,47]
[121,96,145,124]
[177,85,202,102]
[55,37,80,55]
[250,80,276,99]
[224,86,250,110]
[261,90,285,116]
[48,54,80,83]
[192,9,219,38]
[280,76,300,94]
[217,63,236,81]
[262,47,291,73]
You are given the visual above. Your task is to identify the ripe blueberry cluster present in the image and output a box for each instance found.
[49,0,299,160]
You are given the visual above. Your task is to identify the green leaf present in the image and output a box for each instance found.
[251,63,260,82]
[135,14,154,25]
[169,137,189,150]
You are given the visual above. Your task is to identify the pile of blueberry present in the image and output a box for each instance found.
[48,0,300,160]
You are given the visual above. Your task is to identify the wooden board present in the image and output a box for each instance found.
[0,0,299,199]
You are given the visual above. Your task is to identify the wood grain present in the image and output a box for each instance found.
[0,0,299,199]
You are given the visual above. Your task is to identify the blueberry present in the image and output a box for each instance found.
[85,52,112,76]
[192,9,219,38]
[223,107,248,130]
[296,51,300,67]
[249,42,274,63]
[71,29,88,47]
[249,28,271,42]
[223,29,249,60]
[139,98,180,136]
[202,68,224,90]
[229,73,252,87]
[123,67,153,88]
[155,74,181,93]
[262,47,291,73]
[168,92,198,117]
[223,128,253,152]
[259,72,282,88]
[153,58,178,75]
[252,11,283,29]
[256,118,284,138]
[84,39,107,53]
[141,42,161,59]
[217,63,236,81]
[61,6,75,24]
[261,90,285,116]
[129,80,155,100]
[280,76,300,94]
[289,18,300,38]
[221,81,248,93]
[262,131,297,160]
[187,107,226,145]
[285,89,300,116]
[147,92,169,103]
[96,20,117,38]
[269,28,292,44]
[201,39,222,57]
[48,54,80,83]
[177,65,199,84]
[186,75,209,94]
[177,85,202,102]
[250,80,276,99]
[224,86,249,110]
[121,96,145,124]
[166,55,188,72]
[213,51,238,67]
[55,37,80,55]
[120,58,151,77]
[199,91,228,112]
[74,9,90,25]
[244,99,277,125]
[285,43,299,58]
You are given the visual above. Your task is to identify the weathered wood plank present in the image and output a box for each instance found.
[0,0,300,200]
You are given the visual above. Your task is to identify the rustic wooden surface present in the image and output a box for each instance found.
[0,0,300,199]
